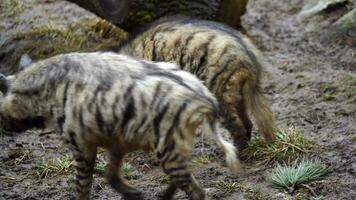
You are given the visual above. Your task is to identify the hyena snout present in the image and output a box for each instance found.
[0,73,9,95]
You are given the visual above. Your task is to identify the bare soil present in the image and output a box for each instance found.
[0,0,355,200]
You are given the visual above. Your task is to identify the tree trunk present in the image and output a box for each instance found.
[218,0,249,28]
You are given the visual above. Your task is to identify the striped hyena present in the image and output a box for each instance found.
[0,52,241,200]
[119,16,276,150]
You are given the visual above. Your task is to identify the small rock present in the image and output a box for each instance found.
[19,54,33,69]
[327,8,356,46]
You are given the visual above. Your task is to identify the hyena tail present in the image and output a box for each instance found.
[243,76,276,142]
[203,118,242,175]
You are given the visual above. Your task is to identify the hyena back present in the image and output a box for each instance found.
[0,52,240,200]
[119,16,276,150]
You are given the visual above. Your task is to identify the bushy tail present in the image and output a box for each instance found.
[203,118,242,175]
[243,77,276,142]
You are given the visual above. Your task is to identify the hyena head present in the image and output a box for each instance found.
[0,70,45,133]
[0,54,33,95]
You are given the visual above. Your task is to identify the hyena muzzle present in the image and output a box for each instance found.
[0,52,241,200]
[119,16,277,150]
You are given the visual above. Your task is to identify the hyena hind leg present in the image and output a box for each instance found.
[220,72,255,151]
[107,153,144,200]
[222,102,250,151]
[236,102,253,140]
[70,144,97,200]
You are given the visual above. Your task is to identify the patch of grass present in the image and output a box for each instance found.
[343,75,356,86]
[240,185,271,200]
[122,162,141,180]
[270,160,327,193]
[295,195,324,200]
[159,175,170,184]
[319,83,339,101]
[0,0,24,17]
[296,74,306,79]
[148,174,171,184]
[14,18,126,62]
[342,75,356,97]
[34,155,73,179]
[190,155,212,166]
[215,180,271,200]
[242,127,315,164]
[94,160,107,175]
[158,175,171,184]
[322,95,337,101]
[350,135,356,141]
[216,181,239,193]
[95,160,142,179]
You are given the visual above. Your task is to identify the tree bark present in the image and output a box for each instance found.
[218,0,249,28]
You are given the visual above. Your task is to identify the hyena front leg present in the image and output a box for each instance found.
[159,140,205,200]
[161,161,205,200]
[107,153,144,200]
[68,141,97,200]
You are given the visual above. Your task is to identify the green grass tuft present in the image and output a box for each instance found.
[148,174,171,184]
[34,155,72,179]
[295,195,324,200]
[242,126,315,164]
[158,175,171,184]
[350,135,356,142]
[270,160,327,192]
[216,180,239,193]
[215,180,271,200]
[190,155,212,166]
[95,160,141,180]
[322,95,337,101]
[94,160,107,175]
[343,75,356,86]
[122,162,142,180]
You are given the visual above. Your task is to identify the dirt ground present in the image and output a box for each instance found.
[0,0,355,200]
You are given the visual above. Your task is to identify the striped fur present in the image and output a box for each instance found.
[0,52,241,200]
[119,16,277,150]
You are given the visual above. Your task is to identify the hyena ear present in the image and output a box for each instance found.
[19,53,33,70]
[0,73,9,94]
